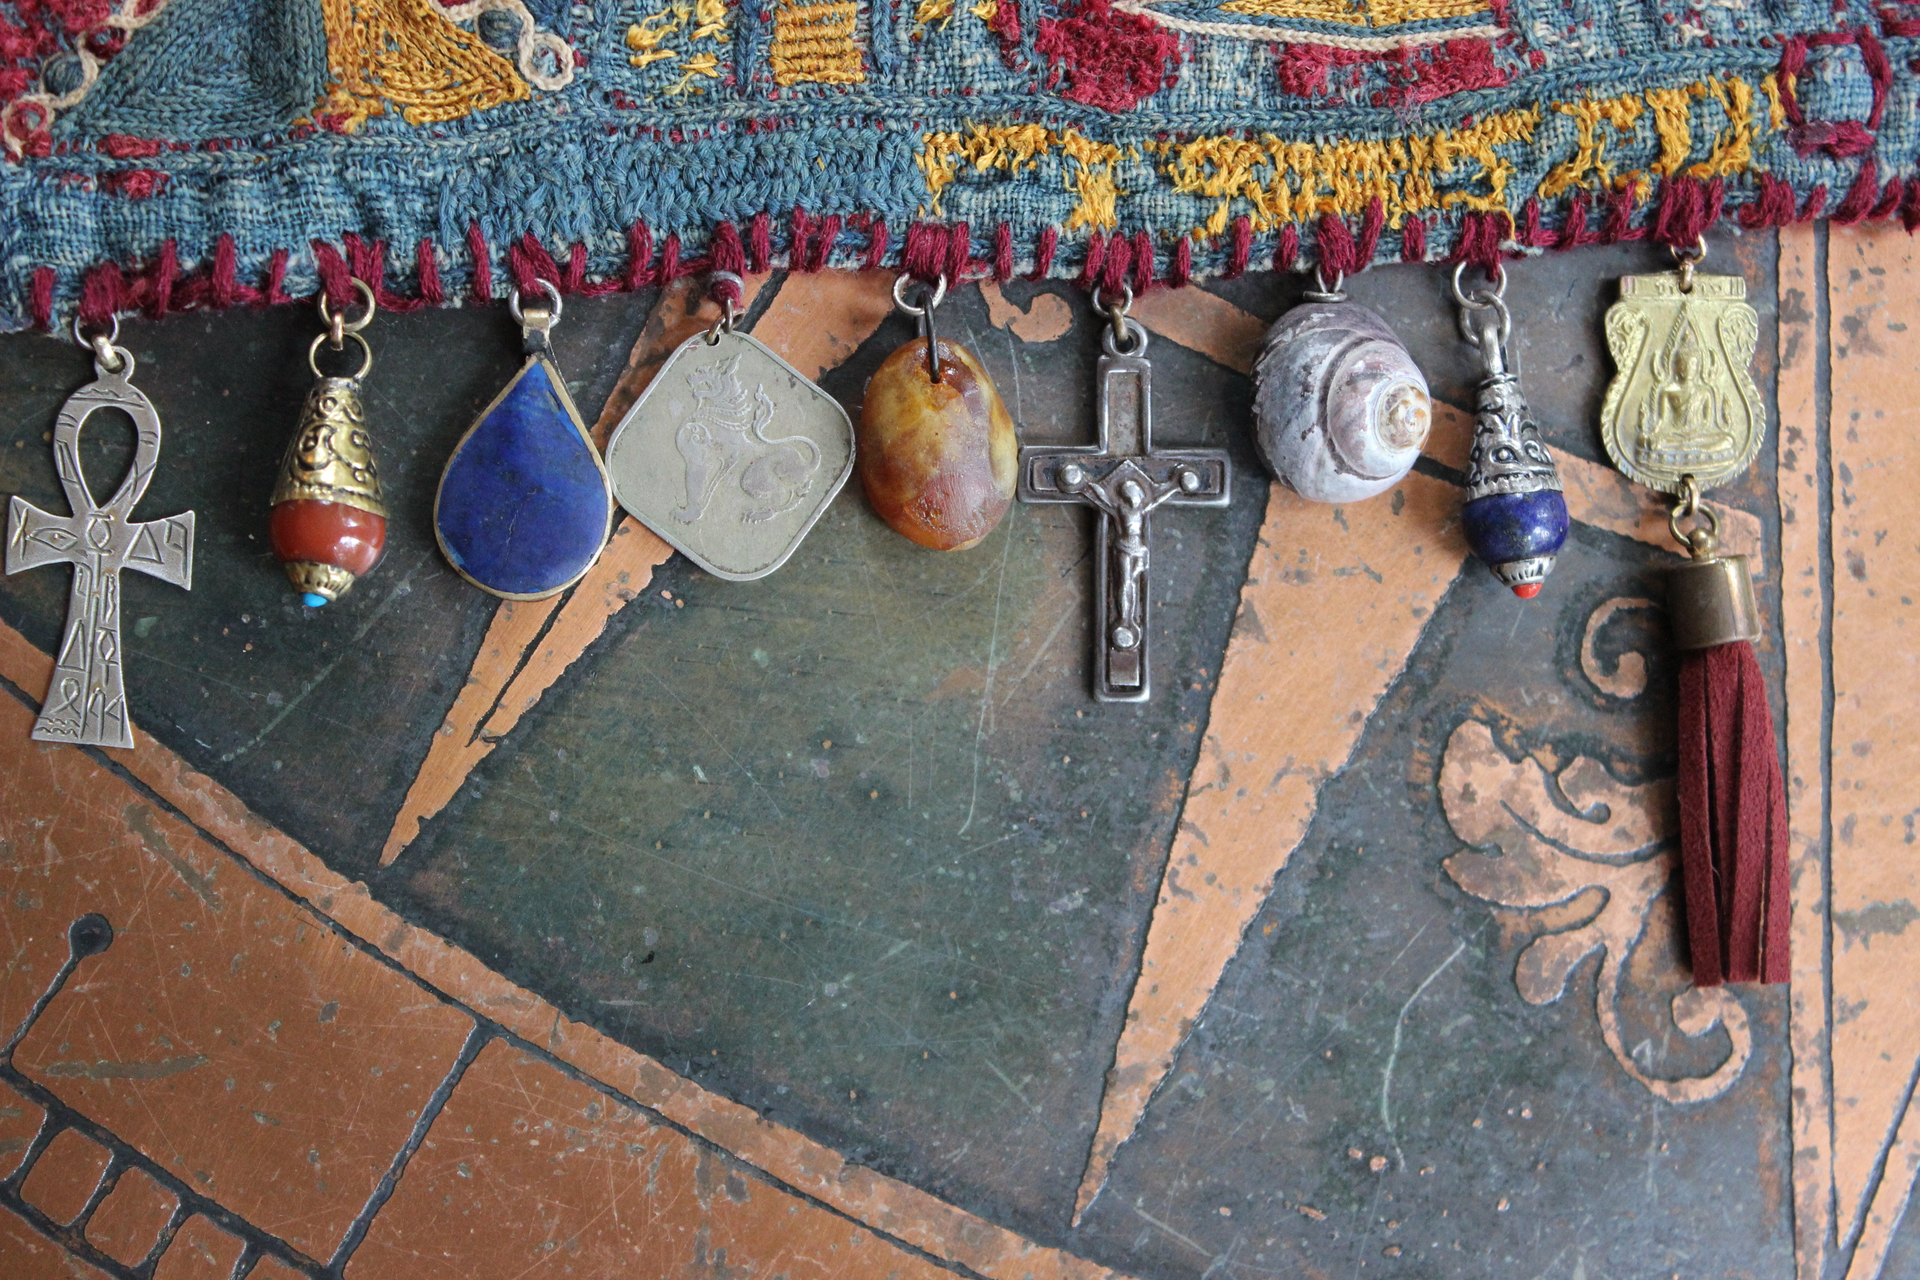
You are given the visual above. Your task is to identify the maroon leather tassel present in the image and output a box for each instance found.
[1676,640,1790,985]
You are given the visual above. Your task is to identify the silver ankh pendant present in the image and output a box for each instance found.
[6,343,194,749]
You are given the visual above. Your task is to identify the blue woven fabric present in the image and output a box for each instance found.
[0,0,1912,326]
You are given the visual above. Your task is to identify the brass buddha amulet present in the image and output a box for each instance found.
[1599,270,1765,495]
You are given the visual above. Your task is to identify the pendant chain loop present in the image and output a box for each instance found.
[891,273,949,384]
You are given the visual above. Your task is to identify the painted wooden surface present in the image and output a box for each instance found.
[0,225,1915,1279]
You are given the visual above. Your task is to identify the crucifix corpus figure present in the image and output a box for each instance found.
[6,340,194,749]
[1018,312,1229,702]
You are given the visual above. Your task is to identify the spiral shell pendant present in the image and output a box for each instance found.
[1251,299,1432,504]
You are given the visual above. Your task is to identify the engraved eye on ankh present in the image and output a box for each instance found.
[5,360,194,749]
[1017,322,1229,702]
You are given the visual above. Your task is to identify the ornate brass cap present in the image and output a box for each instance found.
[272,377,388,516]
[283,560,357,604]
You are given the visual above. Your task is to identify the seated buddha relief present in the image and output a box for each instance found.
[1634,312,1739,473]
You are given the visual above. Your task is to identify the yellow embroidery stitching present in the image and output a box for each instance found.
[1759,73,1786,133]
[690,0,730,42]
[628,0,730,95]
[1689,76,1757,179]
[1153,108,1536,234]
[1539,76,1760,201]
[770,0,866,85]
[912,0,954,34]
[917,75,1772,243]
[918,124,1122,230]
[627,8,685,67]
[1216,0,1487,27]
[318,0,528,131]
[1539,94,1643,200]
[1643,84,1706,177]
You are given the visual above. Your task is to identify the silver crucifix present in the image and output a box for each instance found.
[6,339,193,748]
[1018,314,1229,702]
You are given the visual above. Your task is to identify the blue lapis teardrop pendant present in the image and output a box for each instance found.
[1451,265,1568,598]
[434,282,614,601]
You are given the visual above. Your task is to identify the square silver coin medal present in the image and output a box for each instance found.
[604,329,855,580]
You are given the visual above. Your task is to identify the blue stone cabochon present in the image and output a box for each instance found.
[433,354,614,601]
[1459,487,1570,569]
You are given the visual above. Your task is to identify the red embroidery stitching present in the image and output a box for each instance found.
[1035,0,1180,112]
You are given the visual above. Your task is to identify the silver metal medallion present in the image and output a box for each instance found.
[604,328,855,581]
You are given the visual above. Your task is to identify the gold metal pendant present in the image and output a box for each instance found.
[1600,270,1765,495]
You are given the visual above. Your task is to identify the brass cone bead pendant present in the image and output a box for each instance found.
[271,280,388,606]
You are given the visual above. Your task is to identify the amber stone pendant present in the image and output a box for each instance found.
[271,371,387,607]
[858,337,1016,551]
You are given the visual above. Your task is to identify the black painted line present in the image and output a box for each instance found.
[327,1023,492,1274]
[1811,221,1849,1280]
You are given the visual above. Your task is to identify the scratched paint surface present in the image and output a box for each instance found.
[380,284,1271,1242]
[1079,526,1792,1275]
[0,243,1813,1277]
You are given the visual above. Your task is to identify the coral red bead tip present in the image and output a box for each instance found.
[1512,582,1543,599]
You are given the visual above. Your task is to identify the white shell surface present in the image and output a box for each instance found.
[1252,300,1432,503]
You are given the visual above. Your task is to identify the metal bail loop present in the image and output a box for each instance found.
[704,271,743,346]
[1304,263,1345,304]
[891,273,948,384]
[509,278,563,353]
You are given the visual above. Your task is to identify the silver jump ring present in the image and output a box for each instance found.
[1450,261,1507,310]
[1094,283,1134,344]
[72,313,123,369]
[317,278,377,342]
[309,330,373,381]
[703,295,741,346]
[1101,315,1149,358]
[1456,292,1512,352]
[891,273,947,316]
[509,278,564,330]
[1308,265,1345,301]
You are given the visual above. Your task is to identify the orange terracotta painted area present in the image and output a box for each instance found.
[1822,225,1920,1280]
[0,1079,45,1179]
[150,1215,247,1280]
[0,688,476,1261]
[347,1038,956,1280]
[1073,468,1472,1220]
[981,279,1076,344]
[1129,281,1269,375]
[18,1127,111,1226]
[753,269,902,375]
[83,1167,178,1266]
[1778,222,1832,1280]
[1,1202,110,1279]
[0,612,1129,1280]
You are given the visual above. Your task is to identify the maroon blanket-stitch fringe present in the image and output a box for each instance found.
[32,175,1920,332]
